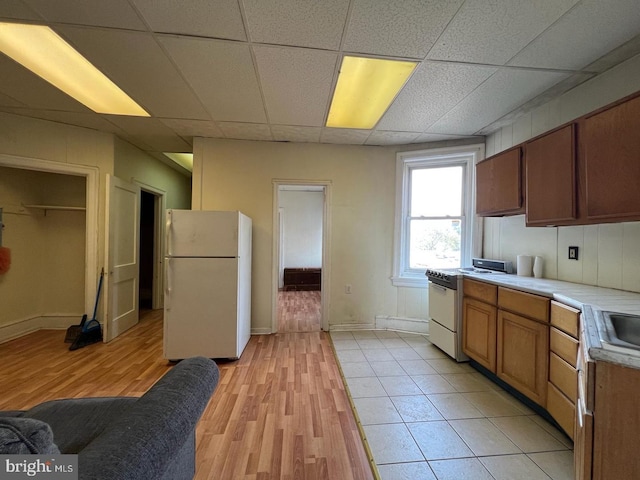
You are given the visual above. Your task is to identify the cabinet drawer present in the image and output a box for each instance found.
[549,351,577,402]
[498,287,549,322]
[550,327,578,367]
[547,382,575,441]
[464,279,497,304]
[550,301,580,338]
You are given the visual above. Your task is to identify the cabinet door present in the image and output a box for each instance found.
[476,147,523,216]
[583,94,640,221]
[525,124,576,225]
[462,297,497,372]
[497,310,549,406]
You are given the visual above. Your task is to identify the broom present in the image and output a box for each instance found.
[69,268,104,351]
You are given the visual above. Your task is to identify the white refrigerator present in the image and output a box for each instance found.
[163,209,252,360]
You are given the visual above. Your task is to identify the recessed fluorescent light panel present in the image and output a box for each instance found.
[0,22,148,116]
[163,153,193,172]
[326,56,417,129]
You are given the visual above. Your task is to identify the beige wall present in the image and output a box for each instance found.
[0,168,86,328]
[0,113,191,339]
[114,138,191,209]
[484,53,640,293]
[193,138,399,331]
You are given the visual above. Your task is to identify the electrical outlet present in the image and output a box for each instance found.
[568,246,579,260]
[345,284,352,294]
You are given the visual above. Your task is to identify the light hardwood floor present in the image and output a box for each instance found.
[278,290,321,333]
[0,310,374,480]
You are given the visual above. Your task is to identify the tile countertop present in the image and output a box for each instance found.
[462,272,640,369]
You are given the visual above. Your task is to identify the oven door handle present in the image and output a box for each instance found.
[430,283,449,293]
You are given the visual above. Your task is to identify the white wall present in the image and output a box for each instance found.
[483,53,640,293]
[279,190,323,269]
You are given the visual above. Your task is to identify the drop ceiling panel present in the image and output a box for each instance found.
[21,0,146,30]
[320,128,370,145]
[0,56,92,112]
[343,0,463,58]
[159,36,266,123]
[366,131,419,145]
[254,46,337,126]
[0,1,42,20]
[56,26,210,120]
[428,68,570,135]
[377,62,497,132]
[243,0,349,50]
[271,125,321,143]
[218,122,273,141]
[131,0,246,40]
[509,0,640,71]
[103,116,192,151]
[160,119,224,138]
[427,0,579,65]
[0,107,128,134]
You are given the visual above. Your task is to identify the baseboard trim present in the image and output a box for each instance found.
[329,323,376,332]
[0,315,79,344]
[251,327,272,335]
[375,316,429,335]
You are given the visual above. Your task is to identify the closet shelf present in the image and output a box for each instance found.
[23,204,86,212]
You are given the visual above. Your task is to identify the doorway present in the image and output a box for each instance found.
[133,181,166,313]
[272,181,331,333]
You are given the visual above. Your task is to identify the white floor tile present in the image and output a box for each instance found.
[441,373,496,393]
[411,375,458,395]
[377,461,436,480]
[380,338,412,348]
[335,349,367,363]
[528,450,574,480]
[362,348,395,361]
[330,331,355,340]
[356,338,386,349]
[363,423,424,464]
[398,359,438,375]
[426,358,473,374]
[390,395,444,422]
[341,361,376,378]
[428,458,494,480]
[352,396,403,425]
[345,376,387,398]
[332,339,361,350]
[480,454,551,480]
[379,375,423,396]
[389,348,423,361]
[427,393,484,420]
[489,416,568,453]
[463,391,529,417]
[449,418,521,456]
[407,421,474,460]
[370,361,407,376]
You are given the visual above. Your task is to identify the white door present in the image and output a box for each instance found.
[104,175,141,341]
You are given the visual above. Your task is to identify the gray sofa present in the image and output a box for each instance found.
[0,356,219,480]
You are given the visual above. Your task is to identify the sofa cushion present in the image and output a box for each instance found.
[0,417,60,454]
[24,397,136,454]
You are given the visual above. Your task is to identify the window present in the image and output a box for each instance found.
[392,145,483,287]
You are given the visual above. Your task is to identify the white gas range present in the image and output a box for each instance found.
[425,258,513,362]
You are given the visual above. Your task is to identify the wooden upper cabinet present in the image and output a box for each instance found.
[583,94,640,221]
[525,124,577,226]
[476,146,523,216]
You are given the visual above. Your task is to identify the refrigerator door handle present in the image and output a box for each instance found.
[165,212,172,258]
[165,258,172,310]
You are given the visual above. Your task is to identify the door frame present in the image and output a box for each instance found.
[0,153,99,316]
[271,179,331,332]
[132,179,166,310]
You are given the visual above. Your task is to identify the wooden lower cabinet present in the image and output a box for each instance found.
[462,297,497,372]
[496,310,549,406]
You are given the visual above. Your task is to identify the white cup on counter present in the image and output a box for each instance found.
[517,255,533,276]
[533,256,544,278]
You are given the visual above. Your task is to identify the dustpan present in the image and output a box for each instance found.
[68,268,104,350]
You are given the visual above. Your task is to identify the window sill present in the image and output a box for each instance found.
[391,276,428,288]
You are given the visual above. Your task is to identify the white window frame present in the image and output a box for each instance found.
[391,144,484,287]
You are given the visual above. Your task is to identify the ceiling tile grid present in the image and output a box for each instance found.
[1,0,640,160]
[343,0,464,58]
[242,0,350,50]
[131,0,246,40]
[253,45,338,127]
